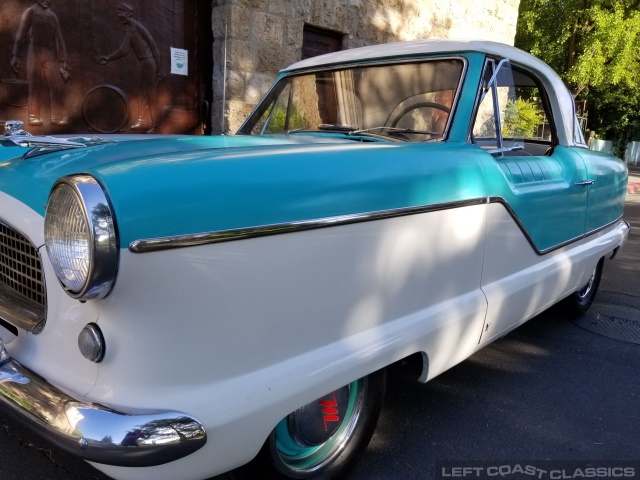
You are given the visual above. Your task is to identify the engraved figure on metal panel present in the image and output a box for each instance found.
[10,0,69,127]
[98,3,165,132]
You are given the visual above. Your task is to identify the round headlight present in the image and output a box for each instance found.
[45,175,118,300]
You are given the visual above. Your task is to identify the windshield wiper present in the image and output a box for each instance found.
[286,124,438,141]
[349,126,440,136]
[318,124,358,132]
[286,124,357,134]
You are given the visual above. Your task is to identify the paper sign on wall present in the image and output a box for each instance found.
[170,47,188,76]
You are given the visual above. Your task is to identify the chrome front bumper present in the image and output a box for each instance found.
[0,344,207,467]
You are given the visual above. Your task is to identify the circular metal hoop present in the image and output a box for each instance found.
[82,84,129,133]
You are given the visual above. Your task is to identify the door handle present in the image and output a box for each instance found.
[575,180,595,186]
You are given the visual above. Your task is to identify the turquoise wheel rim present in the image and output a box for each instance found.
[272,379,365,475]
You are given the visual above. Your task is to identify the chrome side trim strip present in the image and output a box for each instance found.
[129,198,487,253]
[0,354,207,467]
[488,197,624,255]
[130,196,627,255]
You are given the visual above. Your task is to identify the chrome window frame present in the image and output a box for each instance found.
[468,56,560,154]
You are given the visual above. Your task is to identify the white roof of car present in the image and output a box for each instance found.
[284,40,530,71]
[283,40,584,147]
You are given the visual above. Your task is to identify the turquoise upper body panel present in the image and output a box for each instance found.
[0,50,627,253]
[93,139,487,246]
[478,146,589,252]
[0,133,487,247]
[0,134,354,219]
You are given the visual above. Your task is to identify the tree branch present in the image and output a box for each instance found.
[572,84,588,98]
[567,17,578,71]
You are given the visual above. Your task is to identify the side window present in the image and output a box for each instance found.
[472,63,500,146]
[249,83,292,135]
[472,59,554,156]
[251,85,291,135]
[508,69,551,143]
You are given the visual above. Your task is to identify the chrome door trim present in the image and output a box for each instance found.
[129,198,486,253]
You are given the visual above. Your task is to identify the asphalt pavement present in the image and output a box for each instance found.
[0,174,639,480]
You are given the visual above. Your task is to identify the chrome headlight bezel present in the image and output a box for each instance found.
[45,175,119,300]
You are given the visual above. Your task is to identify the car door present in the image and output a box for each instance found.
[471,58,589,344]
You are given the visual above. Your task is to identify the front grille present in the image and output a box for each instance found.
[0,221,46,331]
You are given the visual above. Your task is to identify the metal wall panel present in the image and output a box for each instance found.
[0,0,211,135]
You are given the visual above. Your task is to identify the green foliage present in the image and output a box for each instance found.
[264,106,306,134]
[588,84,640,154]
[515,0,640,146]
[516,0,640,95]
[516,0,575,80]
[503,98,544,139]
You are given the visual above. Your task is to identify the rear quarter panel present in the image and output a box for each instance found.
[575,148,628,232]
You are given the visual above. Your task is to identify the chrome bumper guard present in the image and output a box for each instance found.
[0,351,207,467]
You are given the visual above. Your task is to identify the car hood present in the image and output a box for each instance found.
[0,133,353,215]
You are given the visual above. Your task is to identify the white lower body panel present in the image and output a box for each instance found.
[479,203,629,346]
[88,205,488,480]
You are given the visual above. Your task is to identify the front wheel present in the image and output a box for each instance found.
[247,369,386,479]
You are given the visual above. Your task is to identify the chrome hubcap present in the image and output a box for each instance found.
[577,268,597,300]
[272,379,366,476]
[287,385,350,446]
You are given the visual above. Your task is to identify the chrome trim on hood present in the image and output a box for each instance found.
[1,120,114,159]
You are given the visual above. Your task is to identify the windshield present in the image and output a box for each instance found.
[238,58,465,141]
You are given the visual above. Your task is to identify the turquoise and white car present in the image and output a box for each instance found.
[0,40,630,480]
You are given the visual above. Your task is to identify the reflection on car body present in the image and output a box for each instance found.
[0,40,630,480]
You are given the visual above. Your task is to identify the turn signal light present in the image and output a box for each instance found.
[78,323,105,363]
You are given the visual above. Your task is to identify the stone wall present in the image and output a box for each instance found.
[211,0,521,133]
